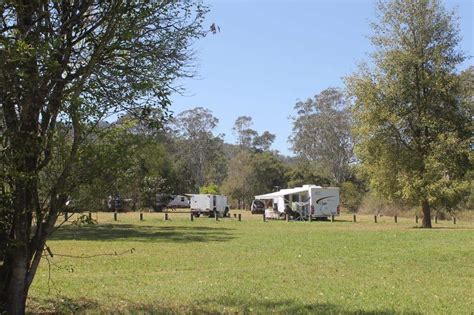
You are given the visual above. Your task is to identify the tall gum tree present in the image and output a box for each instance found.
[0,1,208,313]
[170,107,225,191]
[346,0,471,228]
[290,88,354,184]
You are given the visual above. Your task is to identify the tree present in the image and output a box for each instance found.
[200,184,220,195]
[221,151,255,209]
[290,88,353,184]
[222,151,287,208]
[171,107,226,191]
[253,131,276,152]
[251,152,288,195]
[345,0,471,228]
[340,181,364,213]
[285,160,331,188]
[232,116,275,152]
[68,116,179,212]
[233,116,257,148]
[0,2,208,312]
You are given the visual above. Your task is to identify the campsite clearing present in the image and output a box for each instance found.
[28,211,473,314]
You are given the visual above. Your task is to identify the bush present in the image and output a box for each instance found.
[199,184,220,195]
[340,181,364,213]
[358,193,409,216]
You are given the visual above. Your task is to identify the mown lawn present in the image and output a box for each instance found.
[28,211,473,314]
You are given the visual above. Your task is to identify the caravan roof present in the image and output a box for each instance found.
[255,185,322,200]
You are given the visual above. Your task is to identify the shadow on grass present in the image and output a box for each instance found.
[27,296,99,314]
[50,224,235,243]
[28,296,422,314]
[328,219,354,223]
[411,226,473,230]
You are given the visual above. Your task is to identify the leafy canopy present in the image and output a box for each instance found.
[345,0,471,220]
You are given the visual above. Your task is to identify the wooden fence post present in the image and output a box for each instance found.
[415,215,418,224]
[374,215,377,223]
[394,216,397,223]
[165,213,168,221]
[88,211,92,220]
[238,213,242,222]
[233,213,237,218]
[453,217,456,225]
[331,215,335,222]
[286,213,290,222]
[190,213,194,221]
[215,211,218,221]
[65,212,68,221]
[114,211,117,221]
[140,212,143,221]
[353,214,356,223]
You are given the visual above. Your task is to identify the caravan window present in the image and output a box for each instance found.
[181,197,185,202]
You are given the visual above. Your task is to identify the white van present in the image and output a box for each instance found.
[254,185,340,220]
[188,194,230,218]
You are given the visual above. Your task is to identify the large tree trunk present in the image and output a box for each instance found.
[421,199,432,228]
[1,228,48,314]
[0,105,78,313]
[0,200,54,314]
[0,164,36,313]
[1,191,33,314]
[4,253,28,314]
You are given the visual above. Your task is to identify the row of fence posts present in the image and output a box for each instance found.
[68,211,457,224]
[370,214,455,224]
[134,212,243,222]
[262,213,455,224]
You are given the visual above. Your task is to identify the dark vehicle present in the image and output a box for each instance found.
[106,195,133,212]
[153,194,174,212]
[250,199,265,214]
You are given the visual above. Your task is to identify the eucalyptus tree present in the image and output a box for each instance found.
[222,151,287,209]
[232,116,275,152]
[290,88,353,184]
[346,0,471,228]
[171,107,225,191]
[233,116,257,148]
[0,1,208,312]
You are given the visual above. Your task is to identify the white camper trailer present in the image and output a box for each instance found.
[254,185,340,220]
[155,194,190,211]
[188,194,230,218]
[167,195,190,208]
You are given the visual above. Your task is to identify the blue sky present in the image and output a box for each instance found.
[170,0,473,156]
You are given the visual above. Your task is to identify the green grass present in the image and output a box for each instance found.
[28,212,474,314]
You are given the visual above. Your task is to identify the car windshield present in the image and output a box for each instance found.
[253,200,265,208]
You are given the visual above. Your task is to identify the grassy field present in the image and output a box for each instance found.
[28,211,473,314]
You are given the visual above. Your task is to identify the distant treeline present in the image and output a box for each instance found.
[65,71,473,216]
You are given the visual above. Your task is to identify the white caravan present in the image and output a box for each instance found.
[254,185,340,220]
[188,194,230,218]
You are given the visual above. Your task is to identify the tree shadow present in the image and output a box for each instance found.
[411,226,473,230]
[326,219,354,223]
[28,295,422,314]
[49,224,235,243]
[191,297,422,315]
[27,296,98,314]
